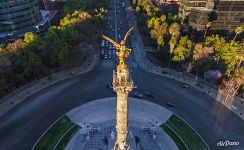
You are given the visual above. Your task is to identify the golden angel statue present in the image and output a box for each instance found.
[103,27,133,70]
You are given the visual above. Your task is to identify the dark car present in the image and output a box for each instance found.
[181,83,189,88]
[165,101,176,107]
[133,91,143,99]
[145,92,153,98]
[161,71,169,75]
[106,82,113,89]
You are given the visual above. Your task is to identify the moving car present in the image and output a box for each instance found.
[165,101,176,107]
[145,92,153,98]
[133,91,143,99]
[181,83,189,88]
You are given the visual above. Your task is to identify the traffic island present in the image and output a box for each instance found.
[161,114,209,150]
[33,116,79,150]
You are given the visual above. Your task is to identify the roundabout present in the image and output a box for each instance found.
[0,63,244,150]
[33,98,209,150]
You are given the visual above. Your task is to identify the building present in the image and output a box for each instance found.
[157,0,181,4]
[0,0,50,42]
[210,0,244,31]
[188,0,244,32]
[188,0,214,30]
[179,0,207,23]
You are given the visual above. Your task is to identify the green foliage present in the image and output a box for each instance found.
[235,26,243,35]
[169,23,180,38]
[24,32,38,44]
[136,6,141,13]
[61,0,82,15]
[215,42,239,76]
[0,0,107,97]
[133,0,137,5]
[172,36,192,63]
[62,25,79,46]
[149,15,168,50]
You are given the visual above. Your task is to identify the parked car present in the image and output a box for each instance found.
[181,83,189,88]
[133,91,143,99]
[145,92,153,98]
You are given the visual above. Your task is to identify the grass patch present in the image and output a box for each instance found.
[54,124,81,150]
[166,115,209,150]
[161,124,188,150]
[34,116,74,150]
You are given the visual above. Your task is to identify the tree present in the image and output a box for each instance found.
[215,42,239,76]
[232,26,243,43]
[168,23,181,60]
[5,39,25,54]
[224,68,244,98]
[22,49,42,79]
[61,25,79,46]
[169,36,177,60]
[192,43,213,62]
[136,6,141,13]
[169,23,180,37]
[48,37,71,66]
[149,15,168,51]
[172,36,192,63]
[24,32,38,44]
[235,42,244,69]
[204,21,211,39]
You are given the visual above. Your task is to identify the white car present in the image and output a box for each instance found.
[133,91,143,99]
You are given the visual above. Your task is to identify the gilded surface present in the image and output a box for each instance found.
[103,28,134,150]
[103,27,133,70]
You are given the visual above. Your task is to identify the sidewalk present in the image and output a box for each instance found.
[127,12,244,120]
[0,48,100,118]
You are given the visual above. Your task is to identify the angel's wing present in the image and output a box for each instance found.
[102,35,120,47]
[123,27,134,42]
[126,48,131,53]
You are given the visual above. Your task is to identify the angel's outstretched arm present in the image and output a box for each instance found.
[102,35,120,48]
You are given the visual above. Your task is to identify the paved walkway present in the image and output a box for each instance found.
[126,11,244,120]
[65,97,177,150]
[0,48,99,118]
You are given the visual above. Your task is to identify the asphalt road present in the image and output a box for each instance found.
[0,1,243,150]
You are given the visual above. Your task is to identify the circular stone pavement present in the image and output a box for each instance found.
[64,97,178,150]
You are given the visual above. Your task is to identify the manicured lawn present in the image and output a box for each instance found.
[161,124,188,150]
[166,115,209,150]
[34,116,75,150]
[54,124,81,150]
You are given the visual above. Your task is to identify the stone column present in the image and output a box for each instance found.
[113,66,133,149]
